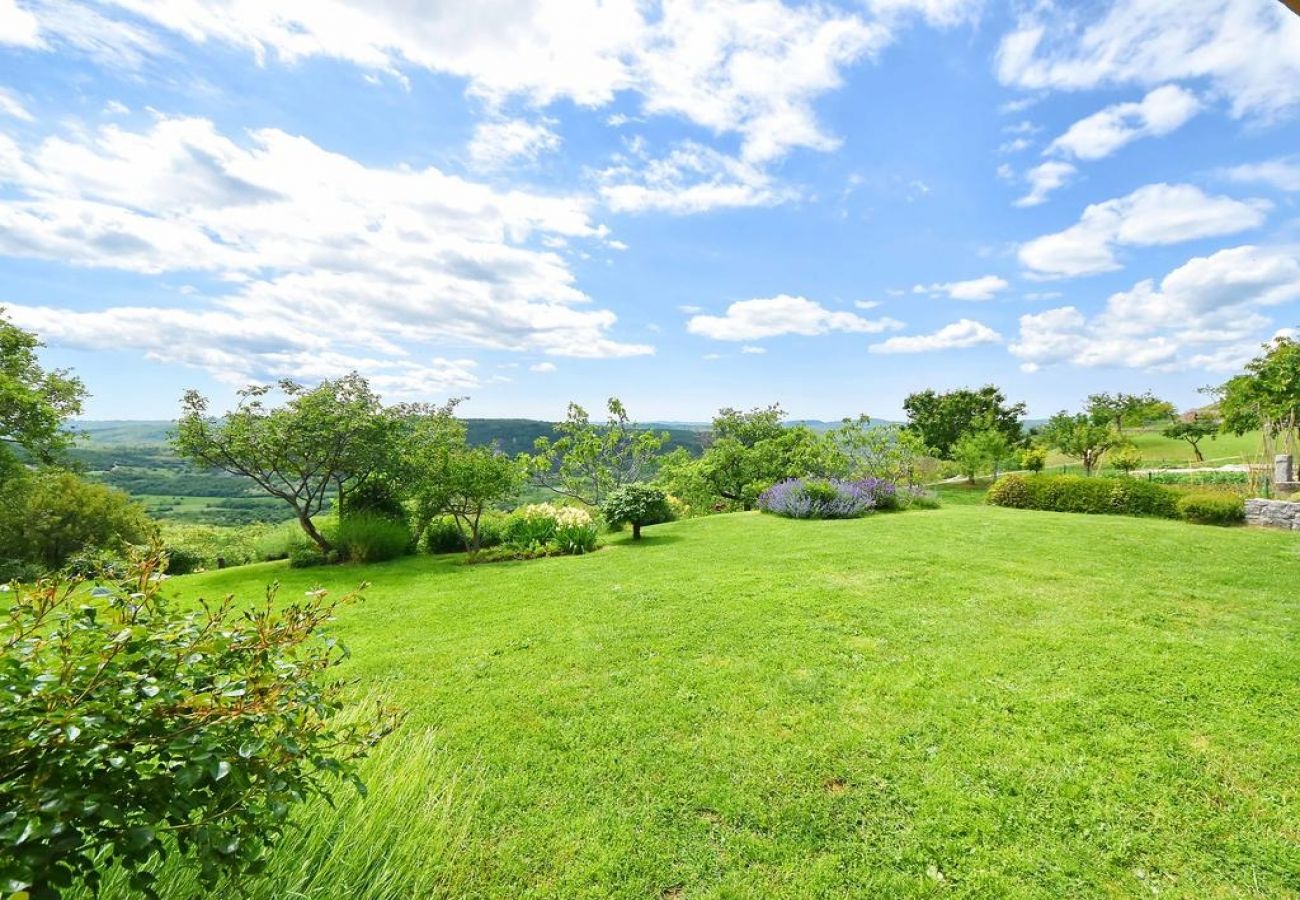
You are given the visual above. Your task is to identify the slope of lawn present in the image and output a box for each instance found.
[95,505,1300,898]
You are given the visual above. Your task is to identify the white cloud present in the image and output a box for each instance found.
[996,0,1300,121]
[468,117,560,168]
[868,318,1001,354]
[1018,183,1270,279]
[998,137,1032,154]
[914,275,1009,301]
[1047,85,1200,161]
[529,361,557,373]
[687,294,903,341]
[0,87,32,121]
[0,0,44,47]
[598,141,793,214]
[1221,157,1300,192]
[1015,160,1076,207]
[1010,245,1300,371]
[740,345,766,354]
[853,299,880,310]
[0,115,653,387]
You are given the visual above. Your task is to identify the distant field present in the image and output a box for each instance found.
[1044,427,1267,474]
[79,506,1300,898]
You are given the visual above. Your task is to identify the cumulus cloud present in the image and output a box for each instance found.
[1015,161,1076,207]
[1018,183,1270,279]
[913,275,1009,301]
[1010,245,1300,372]
[1221,157,1300,192]
[868,318,1001,354]
[740,345,766,354]
[468,117,560,169]
[529,361,557,373]
[1047,85,1201,161]
[686,294,903,341]
[996,0,1300,121]
[0,115,652,390]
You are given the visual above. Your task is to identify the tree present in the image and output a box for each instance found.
[1109,444,1144,475]
[384,400,466,546]
[444,447,522,555]
[174,375,393,554]
[1018,446,1047,473]
[0,470,152,572]
[0,550,398,898]
[1213,335,1300,457]
[1040,412,1121,476]
[695,405,845,510]
[829,416,932,486]
[600,483,672,540]
[951,428,1013,484]
[531,399,667,506]
[0,309,86,471]
[1162,414,1219,462]
[902,386,1025,459]
[1086,391,1176,434]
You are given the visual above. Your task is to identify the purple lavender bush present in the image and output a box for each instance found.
[757,478,893,519]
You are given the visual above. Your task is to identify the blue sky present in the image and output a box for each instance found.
[1,0,1299,423]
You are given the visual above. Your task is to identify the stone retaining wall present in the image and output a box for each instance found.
[1245,498,1300,531]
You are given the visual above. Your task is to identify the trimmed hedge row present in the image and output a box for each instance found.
[987,474,1180,519]
[987,474,1248,525]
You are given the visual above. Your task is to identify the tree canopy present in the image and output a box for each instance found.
[0,309,85,471]
[173,374,392,552]
[1040,412,1120,476]
[531,399,667,506]
[1213,336,1300,456]
[1085,391,1176,434]
[902,386,1025,459]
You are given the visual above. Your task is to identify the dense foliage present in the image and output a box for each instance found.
[600,484,672,540]
[986,474,1180,519]
[0,552,398,897]
[0,308,86,470]
[1213,335,1300,457]
[1085,391,1175,434]
[1039,413,1121,476]
[0,470,152,576]
[530,399,667,506]
[496,503,600,558]
[1176,492,1246,526]
[901,386,1025,459]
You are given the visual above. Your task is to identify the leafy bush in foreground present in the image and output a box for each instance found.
[986,474,1179,519]
[758,478,889,519]
[1176,492,1245,526]
[0,551,398,898]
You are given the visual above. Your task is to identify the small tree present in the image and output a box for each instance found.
[951,428,1013,484]
[1162,415,1219,463]
[0,550,398,898]
[174,375,393,554]
[0,309,86,470]
[1018,446,1047,473]
[0,470,152,572]
[531,399,667,506]
[1109,444,1144,475]
[1086,391,1175,435]
[384,401,466,546]
[829,416,932,486]
[600,483,672,540]
[902,385,1025,459]
[444,447,522,555]
[1041,412,1121,476]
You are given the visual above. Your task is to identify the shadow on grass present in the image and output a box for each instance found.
[616,532,686,547]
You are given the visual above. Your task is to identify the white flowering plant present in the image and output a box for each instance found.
[502,503,599,556]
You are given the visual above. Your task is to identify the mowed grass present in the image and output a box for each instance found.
[102,506,1300,897]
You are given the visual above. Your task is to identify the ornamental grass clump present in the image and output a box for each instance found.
[757,478,884,519]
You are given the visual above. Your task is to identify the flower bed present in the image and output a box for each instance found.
[758,478,896,519]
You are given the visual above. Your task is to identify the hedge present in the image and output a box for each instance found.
[986,474,1180,519]
[1176,492,1245,526]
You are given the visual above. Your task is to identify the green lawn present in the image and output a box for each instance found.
[97,506,1300,897]
[1044,427,1267,473]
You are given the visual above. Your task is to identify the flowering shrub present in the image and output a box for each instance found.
[501,503,599,556]
[757,478,887,519]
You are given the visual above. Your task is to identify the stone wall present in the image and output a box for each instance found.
[1245,498,1300,531]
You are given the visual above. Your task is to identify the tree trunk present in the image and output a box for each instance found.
[632,521,642,540]
[1192,441,1204,463]
[298,512,332,553]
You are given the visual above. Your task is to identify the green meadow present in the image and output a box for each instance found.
[83,503,1300,898]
